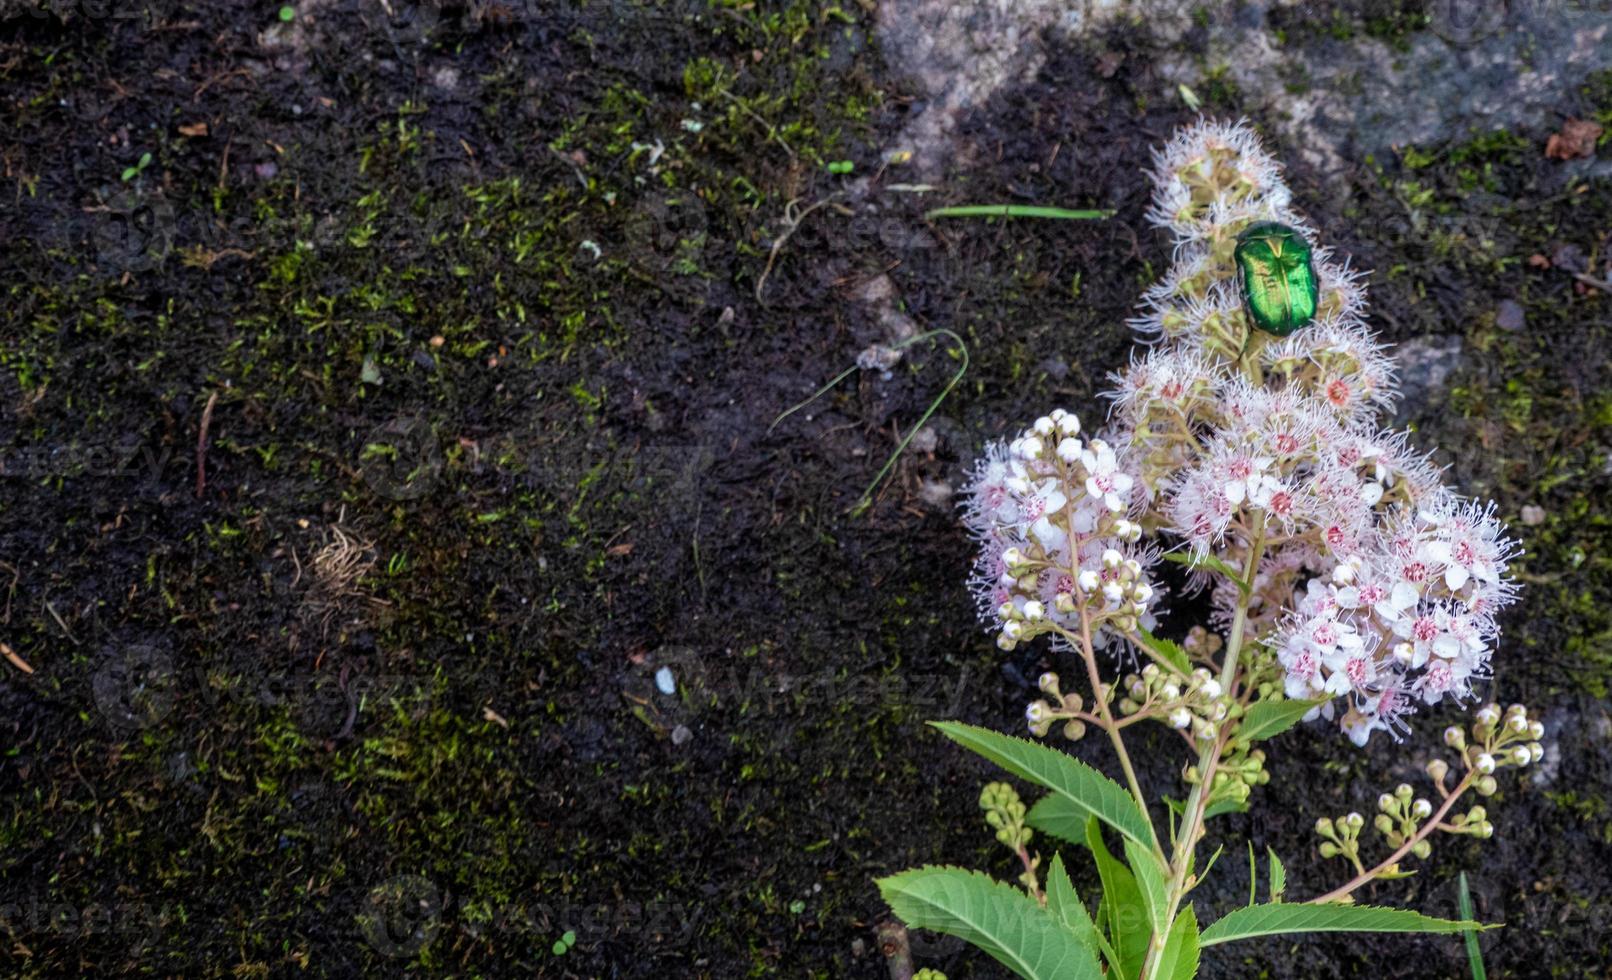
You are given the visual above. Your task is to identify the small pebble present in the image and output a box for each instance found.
[1495,299,1525,332]
[1521,504,1546,526]
[654,666,676,696]
[670,724,692,746]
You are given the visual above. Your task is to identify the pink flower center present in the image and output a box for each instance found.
[1412,617,1439,642]
[1402,562,1428,584]
[1345,658,1368,686]
[1325,525,1346,546]
[1326,379,1351,406]
[1274,433,1299,454]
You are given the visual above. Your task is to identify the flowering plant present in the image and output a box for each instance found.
[878,121,1542,979]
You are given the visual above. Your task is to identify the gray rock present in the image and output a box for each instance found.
[1495,299,1525,332]
[1392,335,1465,417]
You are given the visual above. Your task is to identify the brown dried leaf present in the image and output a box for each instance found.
[1545,118,1603,161]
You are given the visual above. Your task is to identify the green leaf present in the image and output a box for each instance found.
[932,722,1157,850]
[1238,698,1328,742]
[1135,629,1191,676]
[1124,837,1170,941]
[1200,903,1492,947]
[1267,849,1286,903]
[1045,853,1103,966]
[1153,904,1201,980]
[1027,795,1088,847]
[877,866,1104,979]
[1086,817,1149,980]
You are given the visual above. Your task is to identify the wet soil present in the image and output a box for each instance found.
[1,2,1610,978]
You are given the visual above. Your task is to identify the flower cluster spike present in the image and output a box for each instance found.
[963,119,1524,747]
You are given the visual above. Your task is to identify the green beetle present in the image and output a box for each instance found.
[1233,221,1318,337]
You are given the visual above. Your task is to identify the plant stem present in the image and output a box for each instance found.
[1141,514,1267,980]
[1307,771,1478,905]
[1074,604,1157,859]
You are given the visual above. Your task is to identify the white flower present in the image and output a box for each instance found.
[1080,441,1134,512]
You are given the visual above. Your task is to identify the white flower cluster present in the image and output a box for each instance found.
[963,119,1523,746]
[962,410,1156,652]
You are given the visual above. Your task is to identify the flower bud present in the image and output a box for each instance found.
[1078,570,1100,593]
[1511,746,1532,766]
[996,634,1017,651]
[1392,643,1414,666]
[1475,775,1498,796]
[1346,812,1364,830]
[1033,416,1055,436]
[1474,753,1496,775]
[1102,549,1123,568]
[1123,559,1143,579]
[1378,793,1396,813]
[1412,799,1432,819]
[1017,436,1044,459]
[1163,684,1182,702]
[1057,438,1081,462]
[1319,841,1338,858]
[1022,600,1045,620]
[1002,547,1024,568]
[1426,758,1449,782]
[1374,813,1394,835]
[1528,720,1545,740]
[1038,672,1059,694]
[1507,714,1528,734]
[996,601,1016,621]
[1467,806,1487,823]
[1478,821,1494,839]
[1200,679,1222,700]
[1444,726,1466,749]
[1315,817,1334,836]
[1395,783,1414,801]
[1058,414,1080,436]
[1026,700,1049,724]
[1141,663,1160,680]
[1063,719,1086,741]
[1003,621,1024,640]
[1169,707,1192,729]
[1411,839,1432,859]
[1528,742,1544,763]
[1133,583,1154,604]
[1475,704,1500,728]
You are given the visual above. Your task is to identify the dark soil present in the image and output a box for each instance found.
[1,2,1610,978]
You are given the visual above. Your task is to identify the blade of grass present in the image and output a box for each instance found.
[1459,873,1487,980]
[924,204,1115,221]
[767,330,971,518]
[850,329,969,517]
